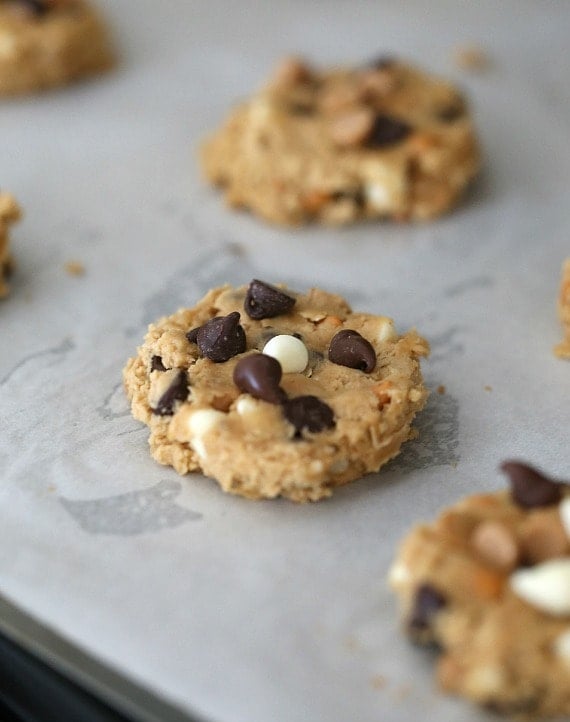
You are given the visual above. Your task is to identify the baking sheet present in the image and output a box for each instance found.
[2,1,570,720]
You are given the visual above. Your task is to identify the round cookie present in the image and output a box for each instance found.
[554,258,570,359]
[389,461,570,717]
[0,191,21,298]
[201,56,481,226]
[124,280,429,502]
[0,0,114,96]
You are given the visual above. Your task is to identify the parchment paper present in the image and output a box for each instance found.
[2,2,570,721]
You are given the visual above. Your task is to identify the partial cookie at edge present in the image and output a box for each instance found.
[0,0,114,96]
[0,192,21,298]
[554,259,570,359]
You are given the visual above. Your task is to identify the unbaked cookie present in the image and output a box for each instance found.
[390,461,570,717]
[0,0,114,96]
[201,56,481,225]
[554,259,570,359]
[124,280,429,502]
[0,191,21,298]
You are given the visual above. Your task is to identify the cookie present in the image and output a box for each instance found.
[389,461,570,717]
[0,0,114,96]
[124,280,429,502]
[201,56,481,226]
[554,259,570,359]
[0,191,21,298]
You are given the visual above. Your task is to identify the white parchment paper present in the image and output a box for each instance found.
[2,2,570,720]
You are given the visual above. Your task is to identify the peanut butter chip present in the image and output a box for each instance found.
[471,521,519,571]
[329,107,374,147]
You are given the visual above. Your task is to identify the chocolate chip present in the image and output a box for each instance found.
[366,115,411,148]
[190,311,246,363]
[18,0,50,15]
[233,354,286,404]
[328,329,376,373]
[367,55,395,70]
[438,105,465,123]
[283,395,335,436]
[151,370,188,416]
[408,584,447,633]
[150,355,167,372]
[330,189,365,209]
[244,280,296,320]
[501,461,563,508]
[289,102,315,116]
[186,326,200,344]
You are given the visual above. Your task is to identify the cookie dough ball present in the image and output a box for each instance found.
[201,56,481,226]
[0,0,114,96]
[124,280,429,502]
[389,461,570,717]
[0,191,21,298]
[554,259,570,359]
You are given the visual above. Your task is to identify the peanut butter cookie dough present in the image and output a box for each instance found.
[201,56,481,226]
[554,259,570,359]
[0,0,114,96]
[0,191,21,298]
[124,281,429,502]
[390,461,570,717]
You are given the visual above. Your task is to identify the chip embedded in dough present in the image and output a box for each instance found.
[389,461,570,717]
[0,191,21,298]
[201,56,481,226]
[123,281,429,502]
[554,259,570,359]
[0,0,114,96]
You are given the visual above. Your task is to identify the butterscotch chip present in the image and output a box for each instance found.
[554,259,570,359]
[390,462,570,717]
[201,56,481,226]
[0,192,21,298]
[0,0,114,96]
[123,281,429,502]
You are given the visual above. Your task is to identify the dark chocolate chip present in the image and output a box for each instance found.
[289,102,315,116]
[330,189,366,209]
[408,584,447,633]
[438,105,465,123]
[18,0,50,16]
[151,370,188,416]
[244,279,296,320]
[150,355,167,372]
[191,311,246,363]
[233,354,287,404]
[366,115,411,148]
[283,395,335,436]
[501,461,563,508]
[367,55,395,70]
[328,329,376,373]
[186,326,200,344]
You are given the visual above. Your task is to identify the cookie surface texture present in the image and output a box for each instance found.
[0,192,21,297]
[554,259,570,359]
[201,56,481,225]
[124,281,429,502]
[389,461,570,717]
[0,0,114,95]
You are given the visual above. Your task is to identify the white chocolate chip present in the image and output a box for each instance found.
[235,396,259,417]
[510,559,570,616]
[330,458,349,474]
[263,335,308,373]
[377,317,397,342]
[559,497,570,539]
[388,562,411,588]
[187,409,225,438]
[365,183,390,212]
[553,629,570,665]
